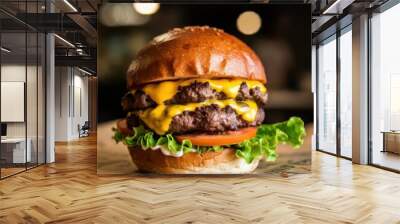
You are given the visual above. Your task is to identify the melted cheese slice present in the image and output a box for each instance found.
[140,79,266,104]
[138,99,258,135]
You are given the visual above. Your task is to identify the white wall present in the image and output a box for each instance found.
[1,65,25,135]
[1,64,46,163]
[72,73,89,138]
[1,65,42,138]
[55,66,69,141]
[54,67,89,141]
[1,65,26,139]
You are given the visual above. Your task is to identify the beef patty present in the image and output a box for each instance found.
[127,104,265,134]
[122,81,268,111]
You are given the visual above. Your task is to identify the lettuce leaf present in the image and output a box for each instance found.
[113,116,306,164]
[234,117,306,163]
[113,126,196,155]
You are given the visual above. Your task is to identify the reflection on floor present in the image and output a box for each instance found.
[373,150,400,171]
[0,167,25,177]
[0,162,43,179]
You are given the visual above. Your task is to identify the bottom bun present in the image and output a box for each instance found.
[128,147,260,174]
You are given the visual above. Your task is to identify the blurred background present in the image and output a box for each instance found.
[98,3,312,124]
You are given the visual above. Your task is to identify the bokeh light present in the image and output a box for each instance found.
[133,3,160,15]
[236,11,262,35]
[100,3,150,27]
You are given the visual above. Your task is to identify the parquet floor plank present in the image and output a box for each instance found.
[1,135,400,223]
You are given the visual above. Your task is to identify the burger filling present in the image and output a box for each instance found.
[114,79,305,163]
[121,80,268,111]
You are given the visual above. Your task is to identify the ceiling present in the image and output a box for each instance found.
[0,0,99,73]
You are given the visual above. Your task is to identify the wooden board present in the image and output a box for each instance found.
[97,120,311,176]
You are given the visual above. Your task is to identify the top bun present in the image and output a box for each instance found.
[127,26,266,88]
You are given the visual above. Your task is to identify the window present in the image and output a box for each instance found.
[317,35,337,154]
[339,27,352,158]
[316,24,353,159]
[370,2,400,171]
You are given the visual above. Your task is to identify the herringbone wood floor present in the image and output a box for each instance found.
[1,135,400,224]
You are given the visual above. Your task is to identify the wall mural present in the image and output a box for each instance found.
[97,3,312,175]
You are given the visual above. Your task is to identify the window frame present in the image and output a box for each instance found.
[315,22,353,160]
[367,0,400,173]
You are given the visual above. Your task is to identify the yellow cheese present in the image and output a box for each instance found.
[140,79,266,104]
[142,81,179,105]
[138,99,258,135]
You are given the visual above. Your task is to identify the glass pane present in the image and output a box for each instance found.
[27,30,38,169]
[317,36,337,154]
[1,30,28,177]
[339,29,352,158]
[38,33,45,165]
[26,0,40,169]
[371,4,400,171]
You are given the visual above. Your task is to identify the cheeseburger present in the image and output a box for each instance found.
[114,26,305,174]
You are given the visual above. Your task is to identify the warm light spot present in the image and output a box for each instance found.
[236,11,262,35]
[133,3,160,15]
[100,3,150,27]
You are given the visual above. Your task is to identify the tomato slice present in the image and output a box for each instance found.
[117,119,131,136]
[175,127,257,146]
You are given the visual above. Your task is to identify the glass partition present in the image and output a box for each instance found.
[27,30,38,169]
[28,0,39,170]
[0,30,28,177]
[38,32,45,165]
[0,1,46,179]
